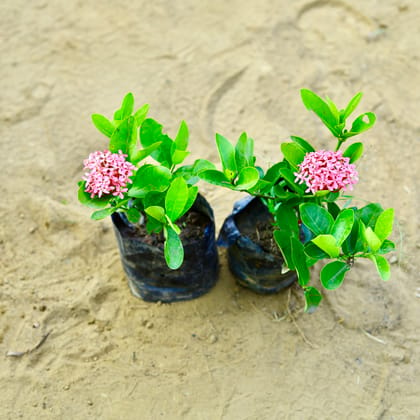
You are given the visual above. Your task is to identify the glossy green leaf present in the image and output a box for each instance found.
[364,226,382,252]
[140,118,173,167]
[235,132,255,171]
[369,254,391,281]
[304,242,329,260]
[78,181,110,209]
[341,92,363,120]
[290,136,315,153]
[128,165,171,198]
[131,142,163,165]
[343,142,364,163]
[300,203,334,236]
[126,207,141,224]
[311,234,340,258]
[275,205,299,237]
[327,202,341,219]
[273,230,294,270]
[320,261,350,290]
[378,239,395,255]
[178,186,198,219]
[91,207,116,220]
[281,143,306,170]
[358,203,383,229]
[374,208,394,242]
[145,205,165,222]
[165,177,189,221]
[109,116,135,155]
[174,120,189,151]
[120,92,134,120]
[304,287,323,313]
[331,209,354,246]
[215,133,237,175]
[164,225,184,270]
[278,167,306,195]
[171,150,190,166]
[235,167,260,190]
[134,104,149,126]
[300,89,339,135]
[91,114,115,138]
[198,169,232,188]
[347,112,376,136]
[291,237,310,286]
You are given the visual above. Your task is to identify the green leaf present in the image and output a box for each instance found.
[164,226,184,270]
[126,207,141,224]
[291,237,310,286]
[281,143,306,170]
[120,92,134,120]
[331,209,354,246]
[304,242,329,260]
[273,230,294,270]
[275,205,299,237]
[278,167,306,195]
[77,181,110,209]
[178,186,198,219]
[165,177,189,221]
[263,162,286,184]
[146,215,163,234]
[368,254,391,281]
[304,287,323,313]
[174,120,189,151]
[374,208,394,242]
[109,116,135,155]
[300,89,339,135]
[91,207,116,220]
[355,221,369,253]
[91,114,115,138]
[300,203,334,236]
[327,202,341,219]
[171,149,190,166]
[198,169,232,188]
[311,234,340,258]
[140,119,173,167]
[134,104,149,126]
[215,133,237,175]
[320,261,350,290]
[235,167,260,190]
[341,92,363,120]
[290,136,315,153]
[378,239,395,255]
[143,191,165,209]
[145,205,165,222]
[128,165,171,198]
[358,203,384,229]
[131,142,163,165]
[364,227,382,252]
[347,112,376,137]
[343,142,364,163]
[235,132,255,171]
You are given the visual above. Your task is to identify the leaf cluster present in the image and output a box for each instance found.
[79,93,204,270]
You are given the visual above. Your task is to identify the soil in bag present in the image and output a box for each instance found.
[112,194,219,302]
[218,196,297,294]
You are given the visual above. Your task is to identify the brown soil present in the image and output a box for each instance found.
[248,220,281,255]
[132,210,209,248]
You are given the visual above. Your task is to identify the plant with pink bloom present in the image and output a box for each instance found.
[78,93,212,270]
[199,89,396,312]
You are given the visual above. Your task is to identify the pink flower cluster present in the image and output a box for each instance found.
[294,150,358,194]
[83,150,136,199]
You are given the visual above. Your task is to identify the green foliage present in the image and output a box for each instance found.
[79,92,203,270]
[320,261,350,290]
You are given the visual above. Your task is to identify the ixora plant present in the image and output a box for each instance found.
[78,93,213,271]
[199,89,395,312]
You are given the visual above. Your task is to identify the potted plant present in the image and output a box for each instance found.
[78,93,219,302]
[199,89,395,312]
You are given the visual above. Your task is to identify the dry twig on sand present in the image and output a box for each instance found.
[6,330,53,358]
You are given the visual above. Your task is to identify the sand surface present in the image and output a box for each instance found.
[1,1,419,419]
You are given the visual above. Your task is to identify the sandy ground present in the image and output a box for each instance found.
[1,0,420,419]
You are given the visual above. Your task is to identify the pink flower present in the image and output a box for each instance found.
[294,150,358,194]
[83,150,136,199]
